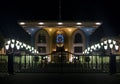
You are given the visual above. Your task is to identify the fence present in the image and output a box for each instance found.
[0,54,120,73]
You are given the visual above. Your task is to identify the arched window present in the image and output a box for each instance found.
[71,30,85,55]
[38,31,47,43]
[35,30,49,54]
[74,33,82,43]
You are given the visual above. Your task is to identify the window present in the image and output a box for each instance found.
[38,35,46,43]
[38,47,46,53]
[36,30,49,54]
[74,47,82,53]
[38,30,47,43]
[74,33,82,43]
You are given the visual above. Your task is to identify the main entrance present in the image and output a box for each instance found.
[51,30,69,63]
[52,52,67,63]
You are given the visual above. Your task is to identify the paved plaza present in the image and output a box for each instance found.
[0,73,120,84]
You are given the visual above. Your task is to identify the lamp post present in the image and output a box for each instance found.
[5,39,20,75]
[103,39,119,74]
[5,39,39,74]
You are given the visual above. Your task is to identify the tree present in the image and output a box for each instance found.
[0,33,5,50]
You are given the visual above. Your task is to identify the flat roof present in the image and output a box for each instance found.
[18,21,102,28]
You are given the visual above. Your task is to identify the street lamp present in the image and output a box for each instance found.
[83,38,119,74]
[5,39,21,75]
[5,39,40,74]
[103,39,119,74]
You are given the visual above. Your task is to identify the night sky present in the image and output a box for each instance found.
[0,0,119,20]
[0,0,120,35]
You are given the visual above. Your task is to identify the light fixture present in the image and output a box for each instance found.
[65,48,68,51]
[38,22,44,25]
[101,42,104,46]
[16,44,20,50]
[68,28,72,32]
[113,40,116,45]
[95,22,101,25]
[19,22,26,25]
[57,22,63,25]
[108,39,112,44]
[104,45,108,50]
[115,45,119,50]
[49,29,52,32]
[7,40,11,45]
[11,43,14,49]
[11,39,15,43]
[104,40,107,44]
[76,22,82,25]
[5,44,9,50]
[109,44,113,49]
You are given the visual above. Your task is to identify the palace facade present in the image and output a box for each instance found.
[19,21,101,62]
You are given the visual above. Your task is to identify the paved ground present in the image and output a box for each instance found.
[0,73,120,84]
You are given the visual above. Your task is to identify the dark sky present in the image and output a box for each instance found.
[0,0,120,31]
[0,0,119,20]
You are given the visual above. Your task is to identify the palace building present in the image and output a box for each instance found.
[19,21,102,63]
[1,21,120,73]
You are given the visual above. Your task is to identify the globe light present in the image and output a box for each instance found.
[19,42,22,46]
[21,44,24,48]
[16,45,20,50]
[109,44,113,49]
[16,41,19,44]
[37,51,39,54]
[97,43,101,49]
[82,51,85,54]
[104,45,108,50]
[23,43,26,47]
[93,47,96,50]
[104,40,107,44]
[32,47,34,50]
[7,40,11,45]
[115,45,119,50]
[113,40,116,45]
[11,39,15,43]
[76,56,78,59]
[101,42,104,46]
[46,56,48,59]
[11,43,14,48]
[90,49,93,52]
[91,45,94,49]
[87,47,90,51]
[108,39,112,44]
[5,44,9,50]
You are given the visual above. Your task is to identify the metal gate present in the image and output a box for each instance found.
[0,54,120,73]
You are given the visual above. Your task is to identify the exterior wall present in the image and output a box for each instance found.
[0,48,5,54]
[34,27,86,62]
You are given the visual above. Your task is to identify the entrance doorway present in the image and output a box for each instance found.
[52,51,68,63]
[51,30,69,63]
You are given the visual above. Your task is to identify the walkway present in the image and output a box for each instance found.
[0,73,120,84]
